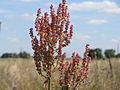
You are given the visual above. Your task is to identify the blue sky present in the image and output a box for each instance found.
[0,0,120,57]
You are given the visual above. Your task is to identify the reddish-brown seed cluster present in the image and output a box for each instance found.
[59,44,91,89]
[29,0,91,89]
[29,0,73,78]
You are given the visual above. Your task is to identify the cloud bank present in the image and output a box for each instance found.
[69,1,120,14]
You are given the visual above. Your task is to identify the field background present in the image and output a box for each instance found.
[0,58,120,90]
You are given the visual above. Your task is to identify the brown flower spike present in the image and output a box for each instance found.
[59,44,91,90]
[29,0,91,90]
[29,0,73,89]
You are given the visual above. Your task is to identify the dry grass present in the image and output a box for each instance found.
[0,58,120,90]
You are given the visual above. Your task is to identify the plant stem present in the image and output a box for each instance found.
[108,58,113,77]
[62,86,69,90]
[48,77,51,90]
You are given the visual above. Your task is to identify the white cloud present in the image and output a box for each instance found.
[85,30,97,34]
[7,38,20,43]
[0,9,9,13]
[104,8,120,14]
[74,32,91,41]
[112,38,120,43]
[100,34,107,39]
[5,14,15,19]
[4,13,35,21]
[21,13,35,21]
[79,35,91,40]
[69,1,120,14]
[20,0,37,2]
[87,19,108,24]
[92,30,97,33]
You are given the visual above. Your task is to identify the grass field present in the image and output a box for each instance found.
[0,58,120,90]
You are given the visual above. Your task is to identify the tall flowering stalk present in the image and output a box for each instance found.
[29,0,91,90]
[59,44,91,90]
[29,0,73,89]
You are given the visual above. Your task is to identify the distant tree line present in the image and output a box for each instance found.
[0,51,31,58]
[1,48,120,59]
[89,48,120,60]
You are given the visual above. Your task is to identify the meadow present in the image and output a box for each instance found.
[0,58,120,90]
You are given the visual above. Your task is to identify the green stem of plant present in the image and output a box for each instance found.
[62,86,69,90]
[48,77,51,90]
